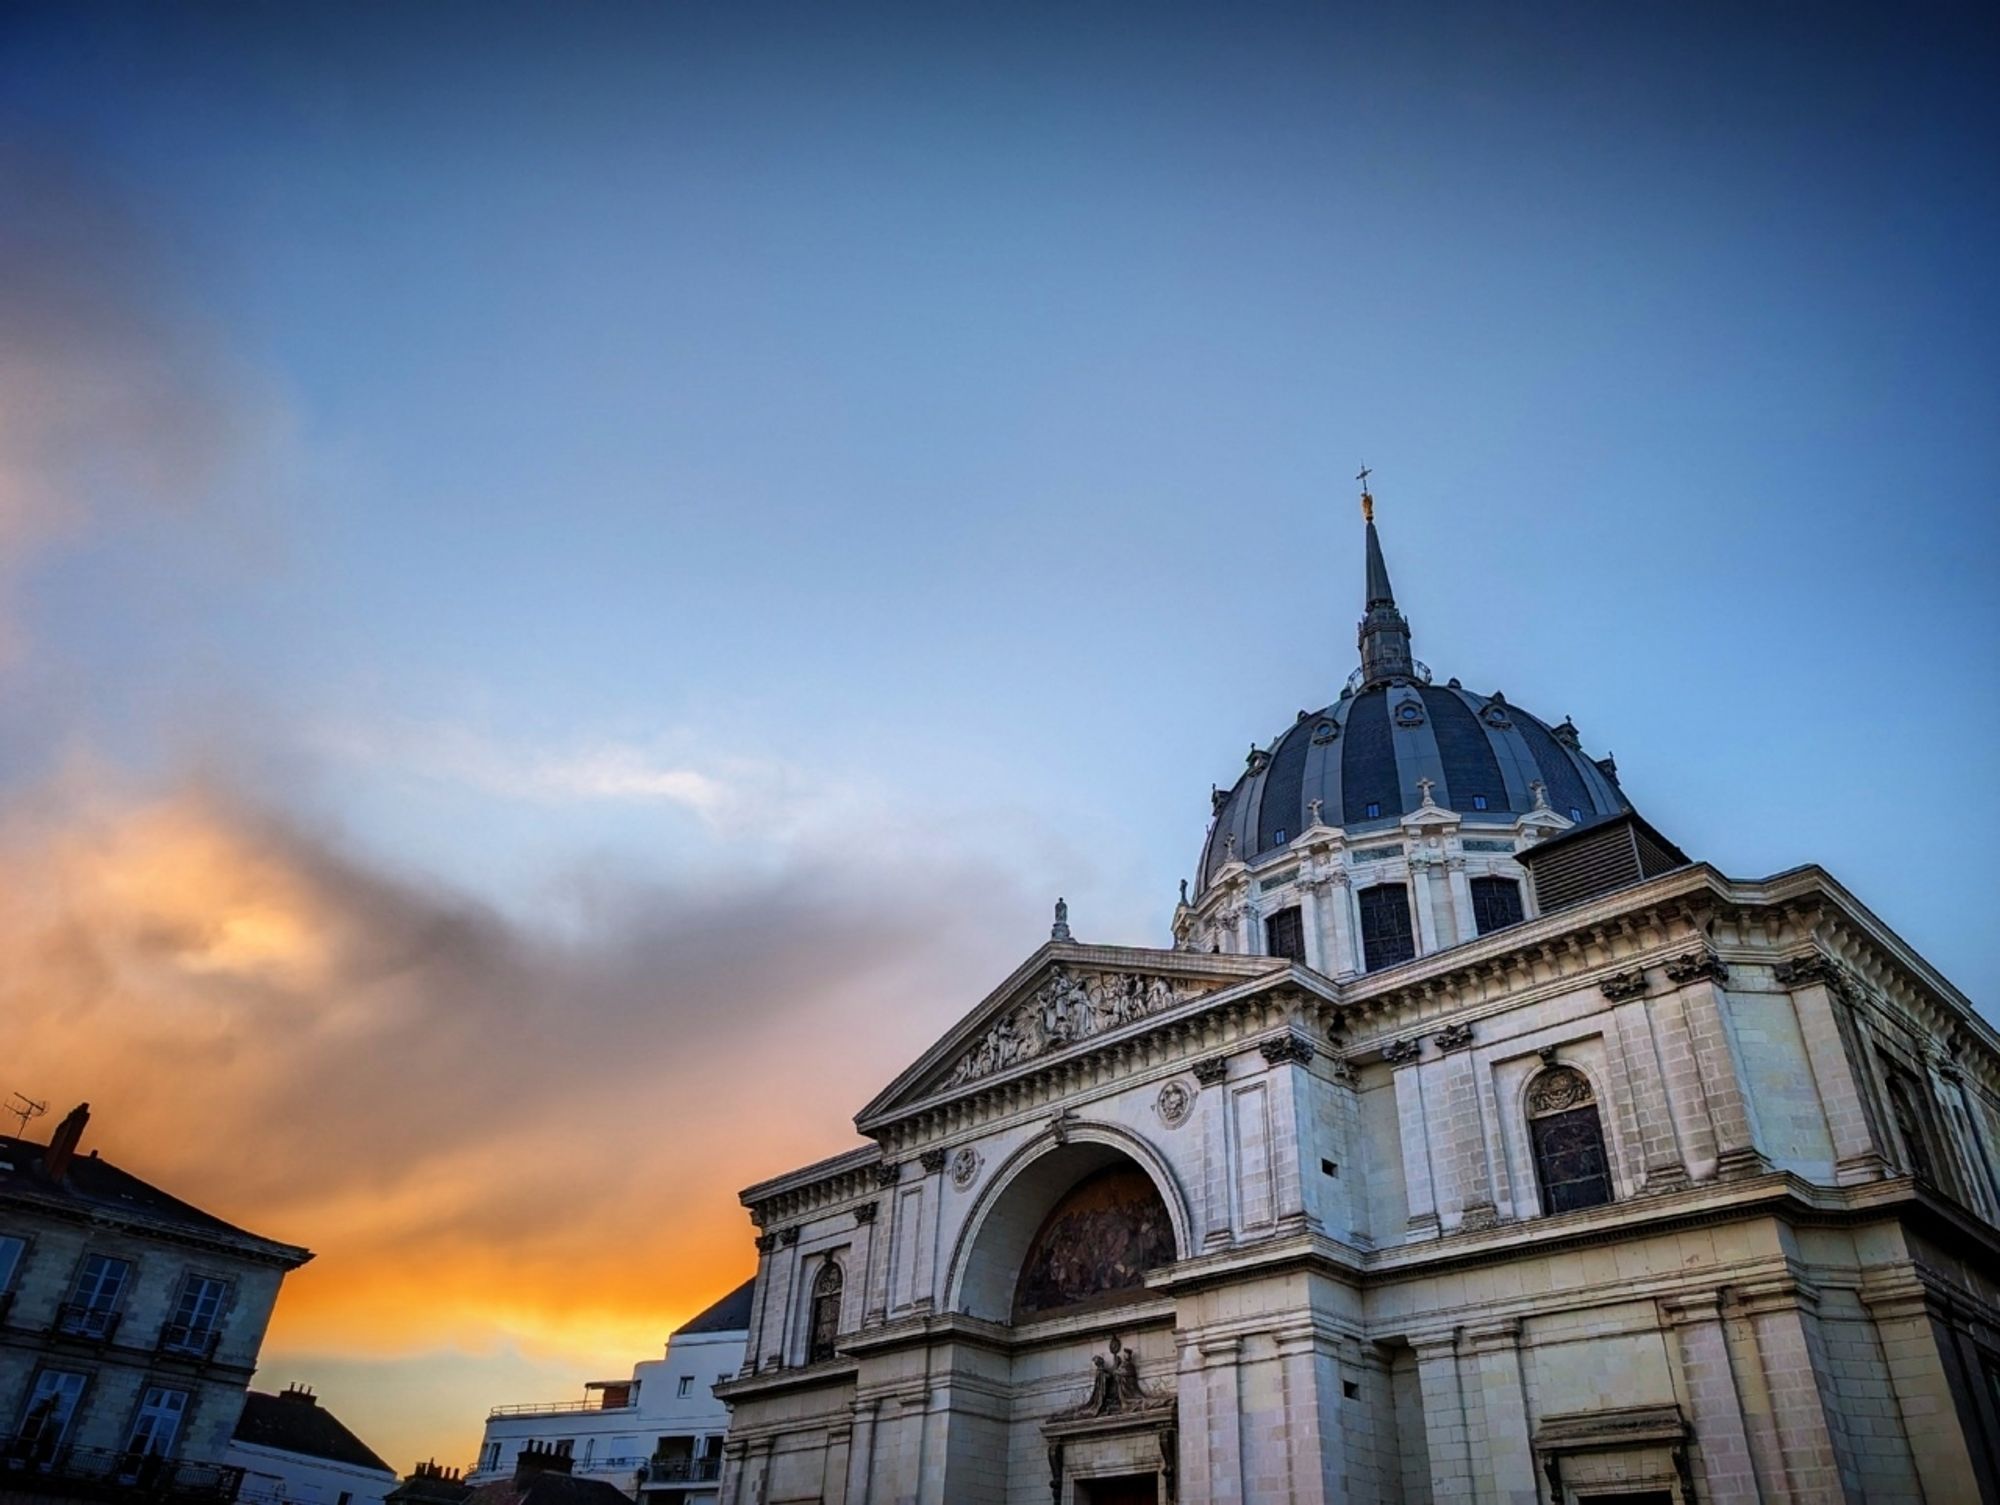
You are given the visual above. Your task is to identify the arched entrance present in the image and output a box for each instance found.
[948,1128,1190,1325]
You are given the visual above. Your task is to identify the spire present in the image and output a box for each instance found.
[1354,469,1415,685]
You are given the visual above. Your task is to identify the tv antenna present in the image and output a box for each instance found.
[7,1093,47,1139]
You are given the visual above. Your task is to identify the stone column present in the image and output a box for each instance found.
[1196,1056,1234,1250]
[1323,870,1358,977]
[1260,1035,1317,1234]
[1860,1275,1986,1504]
[1445,855,1474,944]
[1411,1334,1473,1503]
[1609,996,1689,1191]
[1299,878,1327,972]
[1728,1280,1849,1501]
[1408,859,1441,955]
[1390,1043,1439,1238]
[1676,976,1769,1178]
[1661,1292,1760,1503]
[843,1398,880,1505]
[1435,1031,1496,1229]
[1781,962,1893,1184]
[1460,1321,1539,1505]
[745,1234,778,1374]
[1275,1325,1344,1504]
[1200,1337,1245,1505]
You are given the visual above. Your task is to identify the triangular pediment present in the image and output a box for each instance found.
[856,942,1287,1130]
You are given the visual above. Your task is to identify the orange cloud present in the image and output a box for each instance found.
[0,775,1032,1466]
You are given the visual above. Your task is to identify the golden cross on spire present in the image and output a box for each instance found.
[1356,464,1374,522]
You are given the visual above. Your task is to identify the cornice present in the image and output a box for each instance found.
[0,1187,311,1270]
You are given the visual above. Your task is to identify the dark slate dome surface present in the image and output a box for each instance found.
[1197,681,1626,893]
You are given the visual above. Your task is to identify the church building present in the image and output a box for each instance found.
[713,486,2000,1504]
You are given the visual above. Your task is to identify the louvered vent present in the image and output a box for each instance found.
[1517,813,1689,914]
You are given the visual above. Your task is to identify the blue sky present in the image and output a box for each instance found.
[2,0,1996,1465]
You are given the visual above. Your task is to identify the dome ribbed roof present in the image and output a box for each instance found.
[1197,682,1626,892]
[1193,480,1632,897]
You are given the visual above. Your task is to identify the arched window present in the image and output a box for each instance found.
[1358,883,1416,971]
[1469,876,1524,935]
[1885,1069,1938,1185]
[1527,1066,1613,1214]
[806,1260,842,1364]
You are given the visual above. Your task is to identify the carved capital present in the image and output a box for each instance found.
[853,1201,878,1225]
[1432,1021,1473,1053]
[754,1233,778,1254]
[873,1161,902,1188]
[919,1148,947,1174]
[1381,1037,1422,1065]
[1191,1055,1231,1086]
[1599,968,1649,1001]
[1774,953,1855,1000]
[1663,948,1727,986]
[778,1226,801,1246]
[1260,1033,1316,1067]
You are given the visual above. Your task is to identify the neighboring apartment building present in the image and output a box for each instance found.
[229,1385,398,1505]
[468,1282,750,1504]
[0,1104,312,1500]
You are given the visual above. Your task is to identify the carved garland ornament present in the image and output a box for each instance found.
[945,966,1208,1087]
[1527,1065,1595,1117]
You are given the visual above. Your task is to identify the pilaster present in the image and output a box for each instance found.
[1661,1291,1760,1503]
[1460,1320,1538,1505]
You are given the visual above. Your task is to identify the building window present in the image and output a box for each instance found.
[123,1386,189,1468]
[1526,1066,1613,1214]
[1264,906,1306,963]
[1469,876,1524,936]
[1270,827,1287,846]
[1364,802,1382,819]
[0,1235,23,1294]
[162,1274,230,1355]
[1472,795,1488,810]
[17,1369,88,1458]
[1886,1068,1940,1185]
[676,1376,693,1398]
[807,1260,843,1364]
[61,1253,131,1339]
[1357,884,1416,972]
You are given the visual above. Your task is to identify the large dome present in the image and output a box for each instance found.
[1193,481,1629,898]
[1197,680,1626,893]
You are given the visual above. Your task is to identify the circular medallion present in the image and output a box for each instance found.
[1156,1080,1195,1128]
[949,1146,981,1190]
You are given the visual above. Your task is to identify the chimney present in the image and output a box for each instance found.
[513,1442,575,1484]
[41,1103,89,1184]
[281,1384,319,1406]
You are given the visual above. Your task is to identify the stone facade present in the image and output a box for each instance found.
[0,1108,311,1484]
[712,497,2000,1503]
[714,872,2000,1504]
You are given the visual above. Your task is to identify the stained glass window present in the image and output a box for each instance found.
[1358,884,1415,972]
[1264,906,1305,963]
[807,1260,842,1364]
[1470,877,1524,936]
[1526,1066,1613,1214]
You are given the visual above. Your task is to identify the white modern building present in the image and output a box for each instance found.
[230,1385,399,1505]
[711,488,2000,1504]
[469,1282,751,1503]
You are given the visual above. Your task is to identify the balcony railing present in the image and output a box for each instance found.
[485,1399,638,1419]
[52,1304,121,1343]
[641,1458,721,1485]
[1,1441,244,1502]
[157,1322,223,1360]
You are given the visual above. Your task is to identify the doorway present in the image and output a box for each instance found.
[1077,1476,1158,1505]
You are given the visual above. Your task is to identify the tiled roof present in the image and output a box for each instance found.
[0,1135,310,1265]
[672,1277,754,1336]
[235,1392,395,1475]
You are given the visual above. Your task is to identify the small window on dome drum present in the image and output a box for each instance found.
[1264,906,1305,963]
[1365,802,1381,819]
[1470,877,1524,936]
[1358,884,1416,971]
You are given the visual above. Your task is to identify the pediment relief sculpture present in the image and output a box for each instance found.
[944,966,1209,1087]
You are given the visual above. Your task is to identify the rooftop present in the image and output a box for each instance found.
[234,1389,395,1476]
[671,1278,754,1336]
